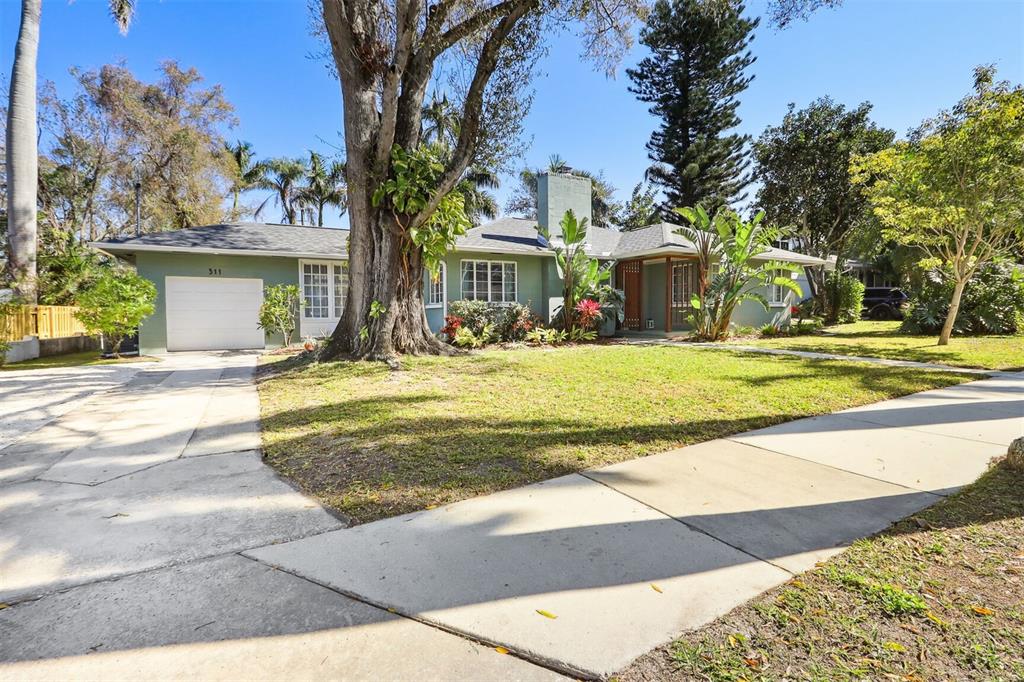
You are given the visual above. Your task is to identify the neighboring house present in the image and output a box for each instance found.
[91,173,823,353]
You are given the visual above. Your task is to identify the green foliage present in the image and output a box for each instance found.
[447,300,495,336]
[372,144,471,278]
[524,327,568,345]
[37,230,106,305]
[824,272,865,324]
[753,97,894,313]
[538,209,611,331]
[446,300,538,344]
[675,206,803,340]
[614,181,660,230]
[851,67,1024,343]
[831,570,928,616]
[628,0,758,210]
[453,324,494,349]
[902,263,1024,336]
[75,269,156,356]
[258,284,302,346]
[492,302,538,342]
[505,155,619,224]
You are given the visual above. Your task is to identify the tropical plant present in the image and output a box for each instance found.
[421,93,461,149]
[75,268,156,357]
[614,182,660,230]
[574,298,603,330]
[256,158,307,224]
[902,263,1024,336]
[538,209,611,333]
[458,167,500,225]
[492,302,537,342]
[673,205,723,337]
[525,327,568,345]
[6,0,136,303]
[258,284,302,346]
[851,66,1024,345]
[224,141,268,217]
[37,229,105,305]
[446,300,494,336]
[297,151,347,227]
[675,206,803,341]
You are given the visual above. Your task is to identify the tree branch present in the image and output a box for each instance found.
[410,0,534,231]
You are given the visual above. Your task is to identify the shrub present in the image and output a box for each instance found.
[902,263,1024,335]
[75,269,157,357]
[792,318,824,335]
[525,327,567,345]
[574,299,602,330]
[759,322,782,337]
[447,300,494,336]
[825,272,865,324]
[440,314,463,341]
[492,302,537,342]
[258,284,302,346]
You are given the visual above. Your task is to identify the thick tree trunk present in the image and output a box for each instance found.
[938,276,967,346]
[5,0,41,303]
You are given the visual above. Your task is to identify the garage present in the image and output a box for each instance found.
[165,276,265,351]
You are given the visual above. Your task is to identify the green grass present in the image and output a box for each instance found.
[257,344,970,524]
[620,461,1024,681]
[0,350,159,371]
[730,321,1024,371]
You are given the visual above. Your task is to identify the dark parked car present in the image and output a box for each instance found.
[862,287,909,320]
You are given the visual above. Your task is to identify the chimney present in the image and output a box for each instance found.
[537,172,592,237]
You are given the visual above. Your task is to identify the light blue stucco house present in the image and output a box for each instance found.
[92,173,823,353]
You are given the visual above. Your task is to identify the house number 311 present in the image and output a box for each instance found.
[208,268,222,276]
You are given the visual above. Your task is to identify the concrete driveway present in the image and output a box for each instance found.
[0,352,553,681]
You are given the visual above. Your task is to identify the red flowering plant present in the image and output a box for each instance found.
[574,298,603,329]
[441,314,463,342]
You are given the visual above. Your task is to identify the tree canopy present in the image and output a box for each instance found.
[851,66,1024,345]
[628,0,758,212]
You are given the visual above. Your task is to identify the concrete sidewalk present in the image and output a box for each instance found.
[248,372,1023,679]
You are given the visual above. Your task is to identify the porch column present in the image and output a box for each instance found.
[665,256,672,333]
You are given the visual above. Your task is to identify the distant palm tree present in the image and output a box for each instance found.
[459,167,500,225]
[224,141,268,216]
[296,151,347,227]
[256,158,306,224]
[421,93,461,149]
[6,0,135,303]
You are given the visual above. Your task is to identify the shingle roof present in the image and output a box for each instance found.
[92,218,825,266]
[93,223,349,258]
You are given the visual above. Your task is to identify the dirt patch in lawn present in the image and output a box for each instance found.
[619,460,1024,682]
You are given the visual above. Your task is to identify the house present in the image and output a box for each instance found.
[91,173,824,353]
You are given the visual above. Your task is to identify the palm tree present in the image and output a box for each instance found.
[421,93,461,149]
[255,158,306,224]
[458,167,500,225]
[5,0,135,303]
[296,151,346,227]
[224,141,267,217]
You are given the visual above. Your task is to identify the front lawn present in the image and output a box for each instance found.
[732,321,1024,371]
[620,460,1024,681]
[257,345,969,524]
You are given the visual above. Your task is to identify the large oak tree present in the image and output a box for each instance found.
[317,0,644,360]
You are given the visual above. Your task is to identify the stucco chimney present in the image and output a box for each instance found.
[537,172,592,237]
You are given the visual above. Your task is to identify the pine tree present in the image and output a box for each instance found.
[628,0,758,211]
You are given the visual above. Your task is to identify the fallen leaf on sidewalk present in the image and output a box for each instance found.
[650,583,663,593]
[495,646,509,655]
[970,605,994,616]
[535,609,557,619]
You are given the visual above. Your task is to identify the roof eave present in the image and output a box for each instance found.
[89,242,348,260]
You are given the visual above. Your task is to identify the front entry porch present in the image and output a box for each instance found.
[615,256,699,333]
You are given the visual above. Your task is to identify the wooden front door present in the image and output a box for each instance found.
[619,261,642,330]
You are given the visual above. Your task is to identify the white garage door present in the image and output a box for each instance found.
[165,276,265,351]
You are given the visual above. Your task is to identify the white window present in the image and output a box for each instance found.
[303,263,330,318]
[461,260,516,303]
[427,263,445,308]
[769,269,788,306]
[333,263,347,316]
[301,260,346,320]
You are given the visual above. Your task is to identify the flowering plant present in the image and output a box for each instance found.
[441,314,463,341]
[575,298,602,329]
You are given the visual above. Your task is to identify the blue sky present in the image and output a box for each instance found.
[3,0,1022,228]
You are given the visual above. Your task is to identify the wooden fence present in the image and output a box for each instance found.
[0,305,89,342]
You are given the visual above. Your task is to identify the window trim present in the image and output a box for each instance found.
[768,269,791,307]
[459,258,518,304]
[298,259,347,321]
[426,262,446,309]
